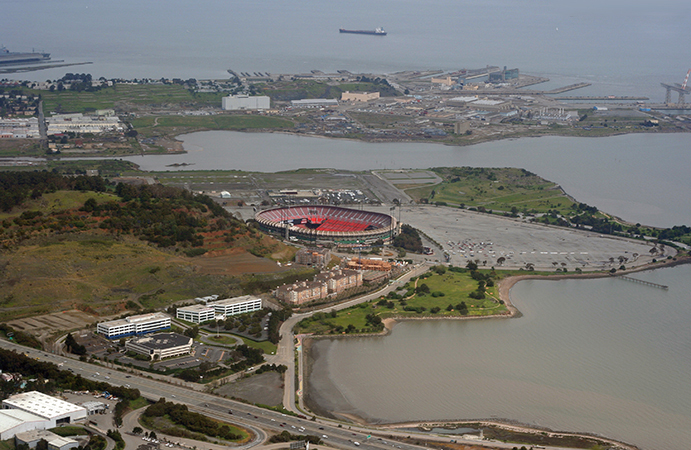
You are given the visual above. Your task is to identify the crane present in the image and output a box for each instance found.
[661,69,691,105]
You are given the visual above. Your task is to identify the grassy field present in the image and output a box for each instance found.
[38,84,225,115]
[130,114,294,138]
[296,269,506,335]
[405,167,579,216]
[203,333,277,355]
[0,190,118,222]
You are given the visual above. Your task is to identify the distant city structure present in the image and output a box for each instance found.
[125,332,193,360]
[222,94,270,110]
[96,312,171,339]
[341,91,380,102]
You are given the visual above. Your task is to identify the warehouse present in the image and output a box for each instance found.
[2,391,86,428]
[15,429,79,450]
[222,95,270,110]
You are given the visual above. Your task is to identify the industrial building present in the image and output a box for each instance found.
[125,333,193,360]
[341,91,380,102]
[1,391,87,429]
[222,95,270,110]
[15,429,79,450]
[46,113,124,135]
[290,99,338,108]
[209,295,262,317]
[489,66,519,83]
[96,312,171,339]
[176,304,216,324]
[0,118,40,138]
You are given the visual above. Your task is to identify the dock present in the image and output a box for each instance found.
[555,96,649,101]
[616,275,668,290]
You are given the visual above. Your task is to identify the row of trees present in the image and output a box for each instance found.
[143,398,241,440]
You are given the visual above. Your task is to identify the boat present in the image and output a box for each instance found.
[339,27,387,36]
[0,46,51,66]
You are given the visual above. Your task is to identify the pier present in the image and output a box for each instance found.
[616,275,668,290]
[555,96,649,101]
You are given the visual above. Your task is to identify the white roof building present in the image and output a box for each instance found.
[0,409,48,440]
[208,295,262,317]
[1,392,86,429]
[15,429,79,450]
[222,95,270,110]
[176,304,216,324]
[96,312,171,339]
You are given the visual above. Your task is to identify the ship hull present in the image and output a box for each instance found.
[339,28,386,36]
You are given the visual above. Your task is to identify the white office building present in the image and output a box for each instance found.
[176,304,215,324]
[1,392,86,429]
[96,312,171,339]
[222,95,270,110]
[209,295,262,317]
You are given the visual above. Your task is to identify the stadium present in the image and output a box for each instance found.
[255,205,397,246]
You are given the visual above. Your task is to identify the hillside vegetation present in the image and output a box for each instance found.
[0,172,297,321]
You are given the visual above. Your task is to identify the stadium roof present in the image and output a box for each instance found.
[2,391,86,420]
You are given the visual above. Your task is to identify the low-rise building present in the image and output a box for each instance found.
[96,312,171,339]
[275,280,328,305]
[46,113,123,135]
[315,268,363,292]
[0,410,48,440]
[2,392,87,429]
[125,333,193,360]
[15,429,79,450]
[222,95,270,110]
[295,247,331,268]
[176,304,215,324]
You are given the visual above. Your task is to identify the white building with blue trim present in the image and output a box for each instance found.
[96,312,171,339]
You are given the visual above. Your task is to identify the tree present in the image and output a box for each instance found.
[496,256,506,266]
[132,427,143,435]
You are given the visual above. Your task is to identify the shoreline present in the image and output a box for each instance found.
[300,256,690,449]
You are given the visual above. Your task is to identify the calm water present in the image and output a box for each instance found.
[3,0,691,102]
[120,131,691,228]
[308,265,691,450]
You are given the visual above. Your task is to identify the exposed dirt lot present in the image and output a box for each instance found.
[214,371,283,406]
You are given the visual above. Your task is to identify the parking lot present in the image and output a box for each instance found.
[372,205,666,271]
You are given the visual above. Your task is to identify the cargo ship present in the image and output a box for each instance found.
[339,27,387,36]
[0,46,51,66]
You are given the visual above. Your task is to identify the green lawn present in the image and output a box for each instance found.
[39,85,225,115]
[406,167,578,216]
[296,269,506,335]
[131,114,294,138]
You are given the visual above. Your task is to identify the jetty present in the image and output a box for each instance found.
[616,275,668,290]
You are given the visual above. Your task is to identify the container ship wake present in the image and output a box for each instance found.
[339,27,387,36]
